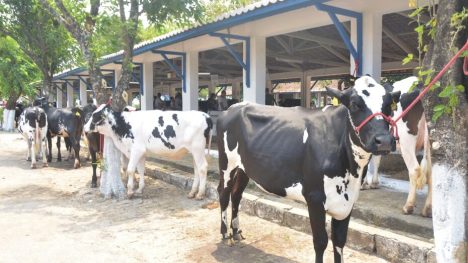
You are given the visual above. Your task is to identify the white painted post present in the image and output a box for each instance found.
[79,80,87,106]
[141,61,154,111]
[183,51,199,111]
[66,83,74,108]
[361,12,383,82]
[244,36,266,104]
[232,81,241,100]
[350,19,358,76]
[56,86,63,108]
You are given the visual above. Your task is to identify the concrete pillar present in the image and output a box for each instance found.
[141,61,154,111]
[232,81,241,100]
[66,83,73,108]
[79,80,87,106]
[56,86,63,108]
[301,73,312,108]
[183,51,199,111]
[361,12,383,82]
[244,36,266,104]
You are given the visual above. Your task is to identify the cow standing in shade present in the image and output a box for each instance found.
[363,76,432,217]
[35,98,84,168]
[216,76,400,263]
[17,106,48,168]
[81,103,101,188]
[84,105,213,198]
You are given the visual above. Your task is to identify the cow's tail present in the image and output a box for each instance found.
[416,116,431,189]
[204,116,213,160]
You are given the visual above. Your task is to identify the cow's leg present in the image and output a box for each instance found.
[47,133,52,163]
[218,169,235,240]
[331,215,351,263]
[230,169,249,241]
[29,134,37,169]
[188,159,200,199]
[126,149,144,198]
[306,192,328,263]
[362,155,381,190]
[25,135,31,161]
[42,136,48,167]
[400,135,419,215]
[90,148,98,188]
[135,157,146,195]
[71,137,81,168]
[192,151,208,200]
[422,172,432,217]
[56,137,62,162]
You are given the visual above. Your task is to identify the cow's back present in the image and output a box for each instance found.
[217,103,317,193]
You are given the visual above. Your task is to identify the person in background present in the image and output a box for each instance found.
[265,88,276,106]
[153,93,165,110]
[218,90,228,111]
[207,93,218,111]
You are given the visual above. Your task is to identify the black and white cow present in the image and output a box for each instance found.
[35,98,84,168]
[84,105,213,198]
[17,106,48,169]
[216,76,400,263]
[363,76,432,217]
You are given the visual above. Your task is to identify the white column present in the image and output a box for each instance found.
[79,80,87,106]
[56,86,63,108]
[232,81,241,100]
[244,36,266,104]
[66,83,73,108]
[141,61,154,111]
[183,51,199,111]
[361,12,383,82]
[350,19,358,76]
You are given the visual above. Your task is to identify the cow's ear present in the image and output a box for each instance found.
[383,83,394,93]
[326,87,344,102]
[390,91,401,104]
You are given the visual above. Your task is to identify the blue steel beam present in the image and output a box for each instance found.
[315,3,363,75]
[152,50,187,93]
[209,32,250,88]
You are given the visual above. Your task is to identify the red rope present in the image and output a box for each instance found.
[355,39,468,139]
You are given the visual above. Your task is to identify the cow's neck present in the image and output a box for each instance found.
[344,112,372,179]
[101,110,129,154]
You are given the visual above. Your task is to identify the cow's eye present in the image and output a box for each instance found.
[350,101,361,112]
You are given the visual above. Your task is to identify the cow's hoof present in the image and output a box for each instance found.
[127,190,134,199]
[232,230,245,241]
[57,158,61,162]
[187,192,196,199]
[91,182,97,188]
[370,183,380,189]
[422,206,432,218]
[27,157,31,161]
[135,188,143,195]
[221,234,233,246]
[31,164,37,169]
[47,158,52,163]
[43,163,48,168]
[195,194,205,200]
[403,205,414,215]
[74,161,80,169]
[361,182,370,190]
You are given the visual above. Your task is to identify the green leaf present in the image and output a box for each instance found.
[455,84,465,92]
[433,104,445,112]
[402,53,414,65]
[438,85,453,98]
[432,110,443,122]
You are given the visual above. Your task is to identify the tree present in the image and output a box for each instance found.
[414,0,468,262]
[0,0,76,99]
[0,36,41,130]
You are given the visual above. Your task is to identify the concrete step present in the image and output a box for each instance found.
[145,160,436,263]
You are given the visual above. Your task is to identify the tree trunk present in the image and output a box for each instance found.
[100,136,126,199]
[42,71,53,101]
[99,0,140,199]
[421,0,468,262]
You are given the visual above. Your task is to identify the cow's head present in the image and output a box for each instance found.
[326,76,401,155]
[84,104,110,134]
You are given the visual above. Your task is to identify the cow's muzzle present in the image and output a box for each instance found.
[372,134,396,155]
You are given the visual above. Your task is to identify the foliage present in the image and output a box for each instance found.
[0,0,78,82]
[403,3,468,122]
[0,36,41,103]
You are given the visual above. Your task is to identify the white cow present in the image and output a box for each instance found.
[17,106,48,169]
[84,105,213,199]
[363,76,432,217]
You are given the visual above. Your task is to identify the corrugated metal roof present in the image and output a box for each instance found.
[54,0,325,79]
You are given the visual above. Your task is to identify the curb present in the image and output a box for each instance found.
[146,163,436,263]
